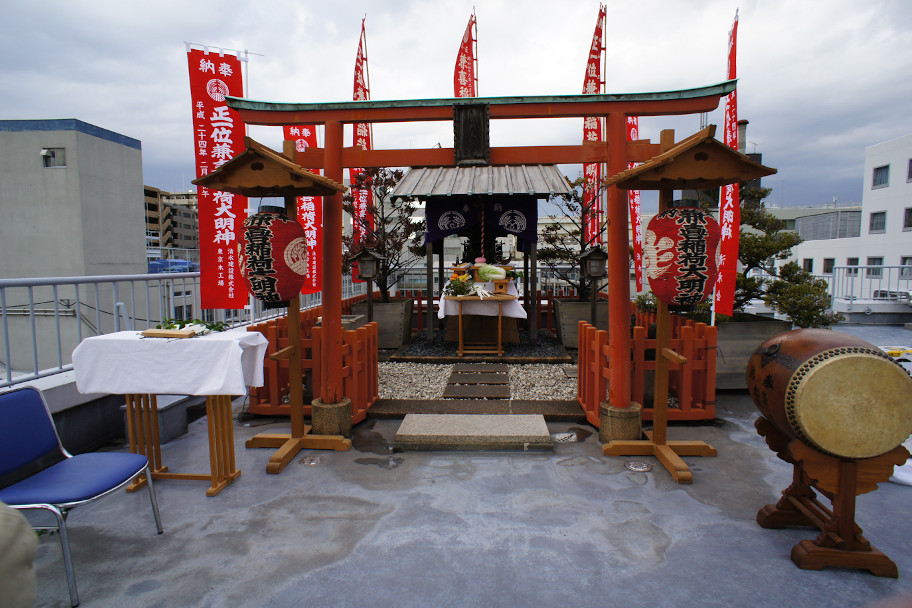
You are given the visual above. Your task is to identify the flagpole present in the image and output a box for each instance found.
[472,8,478,96]
[361,16,373,144]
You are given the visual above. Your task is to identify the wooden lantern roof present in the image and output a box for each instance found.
[192,137,347,197]
[603,125,777,191]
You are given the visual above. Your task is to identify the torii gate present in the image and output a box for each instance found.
[228,81,736,438]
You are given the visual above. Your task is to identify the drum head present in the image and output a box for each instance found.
[789,352,912,459]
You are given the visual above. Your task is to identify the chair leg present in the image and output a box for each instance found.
[48,505,80,607]
[143,464,163,534]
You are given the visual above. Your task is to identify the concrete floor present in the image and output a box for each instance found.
[26,324,912,608]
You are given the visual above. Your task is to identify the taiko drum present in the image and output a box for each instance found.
[746,328,912,459]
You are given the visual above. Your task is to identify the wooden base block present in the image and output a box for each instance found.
[791,539,898,578]
[756,503,815,529]
[602,439,717,484]
[247,428,352,475]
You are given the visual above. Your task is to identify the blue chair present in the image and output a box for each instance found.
[0,387,163,607]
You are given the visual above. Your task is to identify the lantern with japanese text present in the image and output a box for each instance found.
[643,203,720,309]
[238,207,308,309]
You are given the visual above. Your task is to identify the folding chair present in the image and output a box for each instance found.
[0,387,163,607]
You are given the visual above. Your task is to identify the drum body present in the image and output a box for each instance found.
[746,328,912,459]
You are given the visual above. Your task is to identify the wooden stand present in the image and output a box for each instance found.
[602,131,716,483]
[754,416,908,577]
[125,393,241,497]
[245,193,351,474]
[445,294,516,356]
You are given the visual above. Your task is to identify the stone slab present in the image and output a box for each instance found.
[442,384,511,399]
[395,414,552,451]
[452,363,510,373]
[447,373,509,385]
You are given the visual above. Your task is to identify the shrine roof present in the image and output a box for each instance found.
[392,165,571,199]
[192,137,346,197]
[603,125,777,190]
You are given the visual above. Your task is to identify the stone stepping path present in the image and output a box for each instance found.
[443,364,511,399]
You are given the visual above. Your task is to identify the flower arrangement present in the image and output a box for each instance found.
[444,272,474,296]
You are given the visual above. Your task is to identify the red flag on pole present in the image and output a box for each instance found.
[626,116,644,292]
[582,4,606,246]
[283,125,323,295]
[715,9,740,317]
[350,18,374,282]
[454,13,477,97]
[187,46,248,309]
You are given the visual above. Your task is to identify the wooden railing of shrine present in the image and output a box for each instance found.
[577,315,718,425]
[246,299,379,424]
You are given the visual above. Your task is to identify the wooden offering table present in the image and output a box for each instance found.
[444,294,517,356]
[72,328,268,496]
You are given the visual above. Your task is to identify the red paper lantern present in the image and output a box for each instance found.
[238,207,308,308]
[643,205,721,308]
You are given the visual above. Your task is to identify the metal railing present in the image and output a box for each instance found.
[0,272,365,388]
[828,265,912,304]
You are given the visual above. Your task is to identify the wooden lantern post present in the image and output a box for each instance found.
[193,138,353,475]
[600,125,777,483]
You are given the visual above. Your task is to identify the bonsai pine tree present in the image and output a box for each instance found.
[537,176,606,301]
[342,167,425,303]
[764,261,843,328]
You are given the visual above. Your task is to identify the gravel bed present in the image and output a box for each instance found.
[395,329,567,359]
[377,362,577,400]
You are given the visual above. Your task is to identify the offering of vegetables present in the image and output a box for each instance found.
[476,264,508,282]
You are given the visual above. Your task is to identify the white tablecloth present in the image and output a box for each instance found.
[437,281,527,319]
[72,328,268,396]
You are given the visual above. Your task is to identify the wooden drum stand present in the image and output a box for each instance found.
[755,416,909,578]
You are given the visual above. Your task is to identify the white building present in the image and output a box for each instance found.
[786,133,912,322]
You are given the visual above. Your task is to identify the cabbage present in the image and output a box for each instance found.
[477,264,507,281]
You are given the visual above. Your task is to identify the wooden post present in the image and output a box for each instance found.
[322,119,344,406]
[529,244,538,344]
[426,241,434,343]
[605,112,630,408]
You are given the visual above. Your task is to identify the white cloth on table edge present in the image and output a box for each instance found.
[72,327,267,396]
[437,280,526,320]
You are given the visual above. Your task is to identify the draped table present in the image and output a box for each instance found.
[73,328,268,496]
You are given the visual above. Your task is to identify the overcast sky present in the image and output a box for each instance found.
[3,0,911,212]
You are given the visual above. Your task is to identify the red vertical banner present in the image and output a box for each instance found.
[283,125,322,294]
[187,47,248,309]
[715,9,740,317]
[454,13,477,97]
[350,19,373,283]
[626,116,644,292]
[582,4,606,246]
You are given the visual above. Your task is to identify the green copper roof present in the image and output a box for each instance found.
[227,80,736,113]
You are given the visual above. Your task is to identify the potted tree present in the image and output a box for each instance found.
[538,176,611,347]
[343,167,426,348]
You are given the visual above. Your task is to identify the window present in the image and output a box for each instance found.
[41,147,66,168]
[823,258,835,274]
[908,159,912,182]
[866,256,883,278]
[905,208,912,231]
[873,165,890,188]
[847,257,859,275]
[870,211,886,233]
[802,258,814,273]
[901,256,912,279]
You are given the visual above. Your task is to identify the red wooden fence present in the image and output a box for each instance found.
[246,298,379,425]
[577,314,717,426]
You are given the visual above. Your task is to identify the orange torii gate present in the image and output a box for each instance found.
[227,81,736,437]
